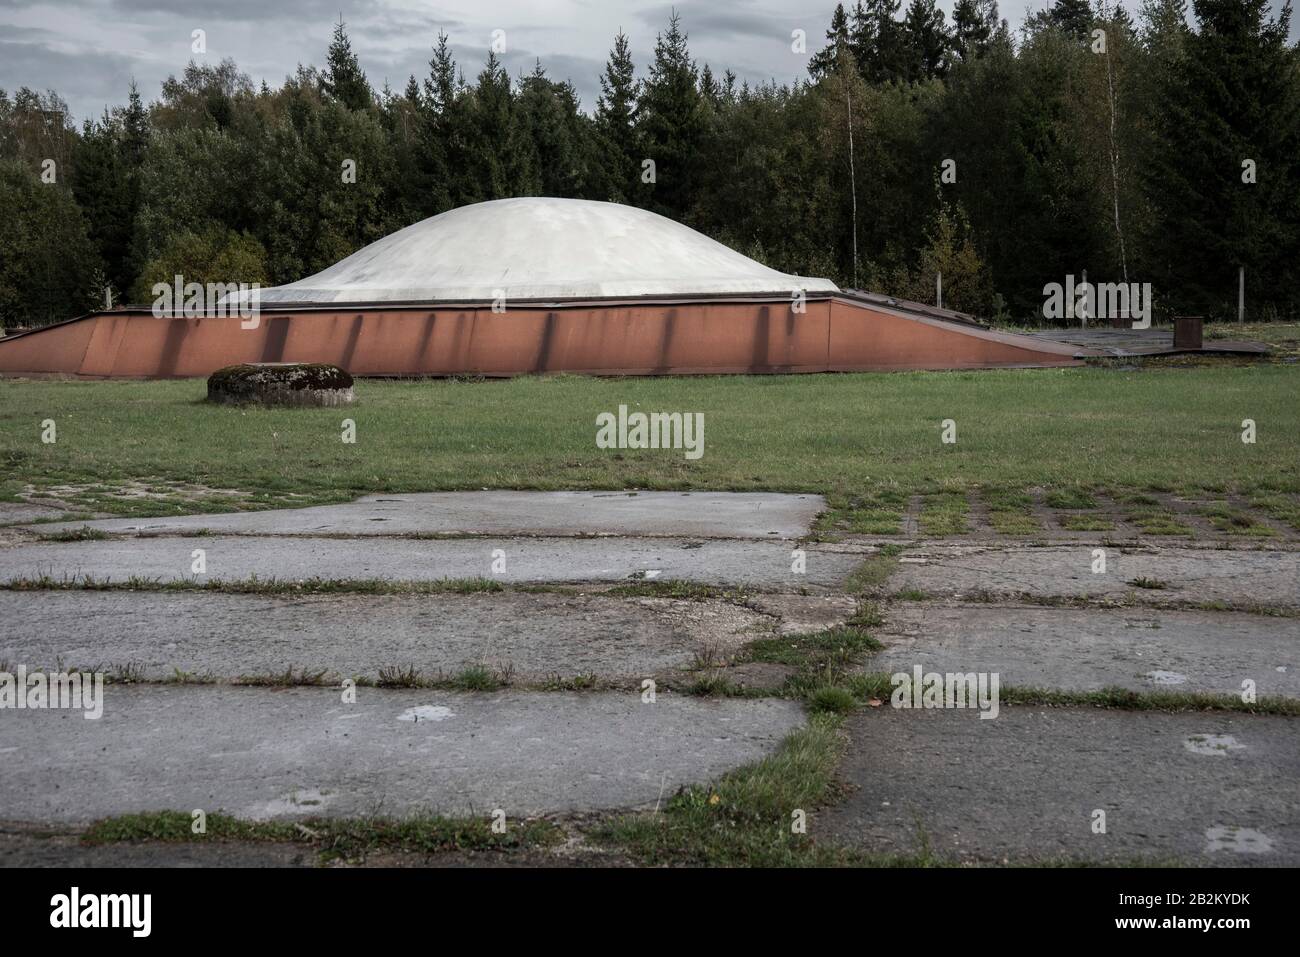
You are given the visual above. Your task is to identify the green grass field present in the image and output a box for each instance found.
[2,361,1297,518]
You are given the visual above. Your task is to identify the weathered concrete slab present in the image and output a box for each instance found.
[0,686,803,824]
[0,535,857,588]
[889,544,1300,607]
[873,603,1300,697]
[744,593,858,636]
[0,502,70,526]
[0,590,769,681]
[819,707,1300,865]
[0,830,315,868]
[28,491,825,540]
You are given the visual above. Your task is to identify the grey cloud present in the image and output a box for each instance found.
[107,0,378,19]
[0,38,135,116]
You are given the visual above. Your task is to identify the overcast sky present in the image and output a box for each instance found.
[2,0,1297,126]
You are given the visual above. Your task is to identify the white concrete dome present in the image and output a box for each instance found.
[244,197,839,304]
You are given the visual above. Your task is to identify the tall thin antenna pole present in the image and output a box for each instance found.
[1102,0,1128,282]
[846,82,858,289]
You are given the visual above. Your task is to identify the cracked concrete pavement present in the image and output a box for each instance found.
[0,685,806,824]
[1,490,1296,866]
[870,602,1299,698]
[818,707,1299,866]
[0,589,776,682]
[0,534,861,588]
[886,542,1299,607]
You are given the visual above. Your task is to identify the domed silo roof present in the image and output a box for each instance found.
[247,197,839,304]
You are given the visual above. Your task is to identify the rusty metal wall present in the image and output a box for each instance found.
[0,298,1082,378]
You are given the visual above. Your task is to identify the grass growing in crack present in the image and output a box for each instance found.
[1044,488,1100,510]
[843,673,1300,716]
[81,810,562,863]
[449,665,507,691]
[846,600,885,628]
[1126,510,1194,536]
[814,489,908,537]
[1059,514,1115,531]
[537,672,599,691]
[845,544,905,595]
[1127,577,1168,590]
[987,511,1043,536]
[981,486,1044,535]
[806,686,859,714]
[1003,685,1300,716]
[594,713,937,867]
[1196,503,1276,537]
[682,671,747,697]
[730,616,885,705]
[377,664,423,688]
[1248,493,1300,532]
[169,667,210,684]
[604,580,747,601]
[234,666,331,687]
[919,492,970,536]
[0,575,507,595]
[741,625,882,670]
[36,526,110,542]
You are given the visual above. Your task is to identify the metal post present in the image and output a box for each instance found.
[936,271,942,310]
[1238,267,1245,324]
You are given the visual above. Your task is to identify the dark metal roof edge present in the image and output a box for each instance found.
[3,288,989,332]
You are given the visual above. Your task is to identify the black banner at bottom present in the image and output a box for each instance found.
[0,865,1284,942]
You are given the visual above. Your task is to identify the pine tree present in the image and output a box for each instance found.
[699,64,720,106]
[902,0,952,80]
[516,61,588,198]
[417,32,458,213]
[864,0,907,83]
[952,0,998,62]
[1051,0,1095,39]
[424,32,457,117]
[323,17,372,110]
[637,11,704,219]
[721,69,738,103]
[1150,0,1300,316]
[809,4,852,78]
[1,159,103,325]
[594,30,639,203]
[847,2,876,71]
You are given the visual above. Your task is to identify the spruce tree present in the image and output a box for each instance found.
[902,0,952,80]
[403,75,421,107]
[1150,0,1300,316]
[594,30,639,203]
[424,32,457,117]
[323,17,372,110]
[418,32,458,212]
[847,1,876,71]
[1050,0,1095,39]
[809,4,852,78]
[637,11,704,219]
[952,0,998,62]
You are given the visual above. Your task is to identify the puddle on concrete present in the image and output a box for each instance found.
[398,705,454,723]
[1204,825,1275,855]
[1183,734,1245,756]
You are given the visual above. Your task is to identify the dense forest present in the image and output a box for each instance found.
[1,0,1297,328]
